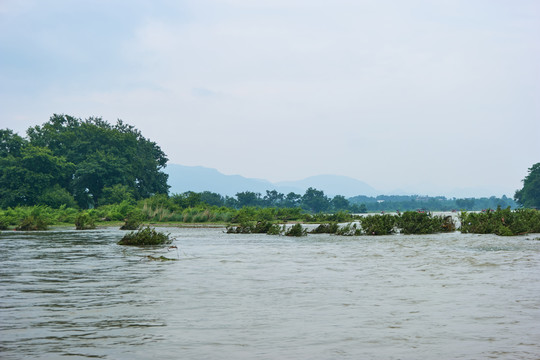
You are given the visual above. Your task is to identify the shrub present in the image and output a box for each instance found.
[359,214,396,235]
[54,205,80,223]
[120,209,144,230]
[335,222,361,236]
[15,207,49,231]
[285,223,307,237]
[397,211,455,235]
[0,216,8,230]
[75,212,96,230]
[266,224,283,235]
[440,215,456,232]
[16,214,48,231]
[118,226,172,246]
[310,222,339,234]
[459,207,540,236]
[226,220,284,235]
[226,221,254,234]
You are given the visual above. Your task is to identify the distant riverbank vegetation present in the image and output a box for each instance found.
[1,115,538,236]
[1,199,539,237]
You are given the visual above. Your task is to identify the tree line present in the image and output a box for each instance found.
[164,190,516,213]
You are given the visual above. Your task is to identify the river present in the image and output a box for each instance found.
[1,227,539,359]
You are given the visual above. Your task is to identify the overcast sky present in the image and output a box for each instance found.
[1,0,538,197]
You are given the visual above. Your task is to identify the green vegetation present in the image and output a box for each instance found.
[311,222,340,234]
[334,223,361,236]
[120,209,144,230]
[0,115,168,209]
[226,220,281,234]
[0,217,8,230]
[118,226,172,246]
[307,212,455,236]
[514,163,540,209]
[397,211,455,235]
[15,207,49,231]
[284,223,308,237]
[0,118,537,239]
[460,207,540,236]
[1,201,537,237]
[359,214,397,235]
[349,194,516,212]
[74,211,96,230]
[225,221,309,236]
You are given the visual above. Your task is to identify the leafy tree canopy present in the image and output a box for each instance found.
[515,163,540,209]
[0,114,169,208]
[301,187,330,213]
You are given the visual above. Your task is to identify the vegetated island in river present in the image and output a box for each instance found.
[1,203,539,238]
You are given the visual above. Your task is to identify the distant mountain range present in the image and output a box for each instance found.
[164,164,379,197]
[164,164,514,198]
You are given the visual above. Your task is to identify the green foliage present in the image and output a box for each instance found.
[0,144,75,207]
[95,200,137,221]
[301,187,330,213]
[75,212,96,230]
[0,216,8,230]
[120,209,144,230]
[39,185,78,209]
[456,198,475,210]
[16,207,49,231]
[1,114,169,208]
[460,207,540,236]
[331,195,350,212]
[359,214,397,235]
[276,207,303,221]
[335,222,361,236]
[225,220,287,235]
[226,222,253,234]
[118,226,172,246]
[266,224,283,235]
[264,190,285,207]
[310,222,340,234]
[0,129,25,158]
[99,184,136,206]
[231,207,261,224]
[285,223,308,237]
[397,211,455,235]
[226,220,274,234]
[236,191,262,207]
[515,163,540,209]
[349,194,516,212]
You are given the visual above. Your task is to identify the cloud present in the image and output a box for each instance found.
[0,0,539,196]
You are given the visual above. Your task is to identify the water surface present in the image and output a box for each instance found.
[1,227,539,359]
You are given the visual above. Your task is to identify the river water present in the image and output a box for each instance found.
[1,227,539,359]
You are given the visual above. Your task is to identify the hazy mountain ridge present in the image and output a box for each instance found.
[165,164,379,197]
[165,164,513,198]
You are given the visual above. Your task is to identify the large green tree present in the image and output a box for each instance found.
[515,163,540,209]
[0,144,75,207]
[0,114,169,208]
[301,187,330,213]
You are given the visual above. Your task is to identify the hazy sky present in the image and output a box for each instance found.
[1,0,538,197]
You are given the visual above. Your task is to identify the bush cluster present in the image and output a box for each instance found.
[75,212,96,230]
[117,226,172,246]
[397,211,455,235]
[459,207,540,236]
[226,221,307,236]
